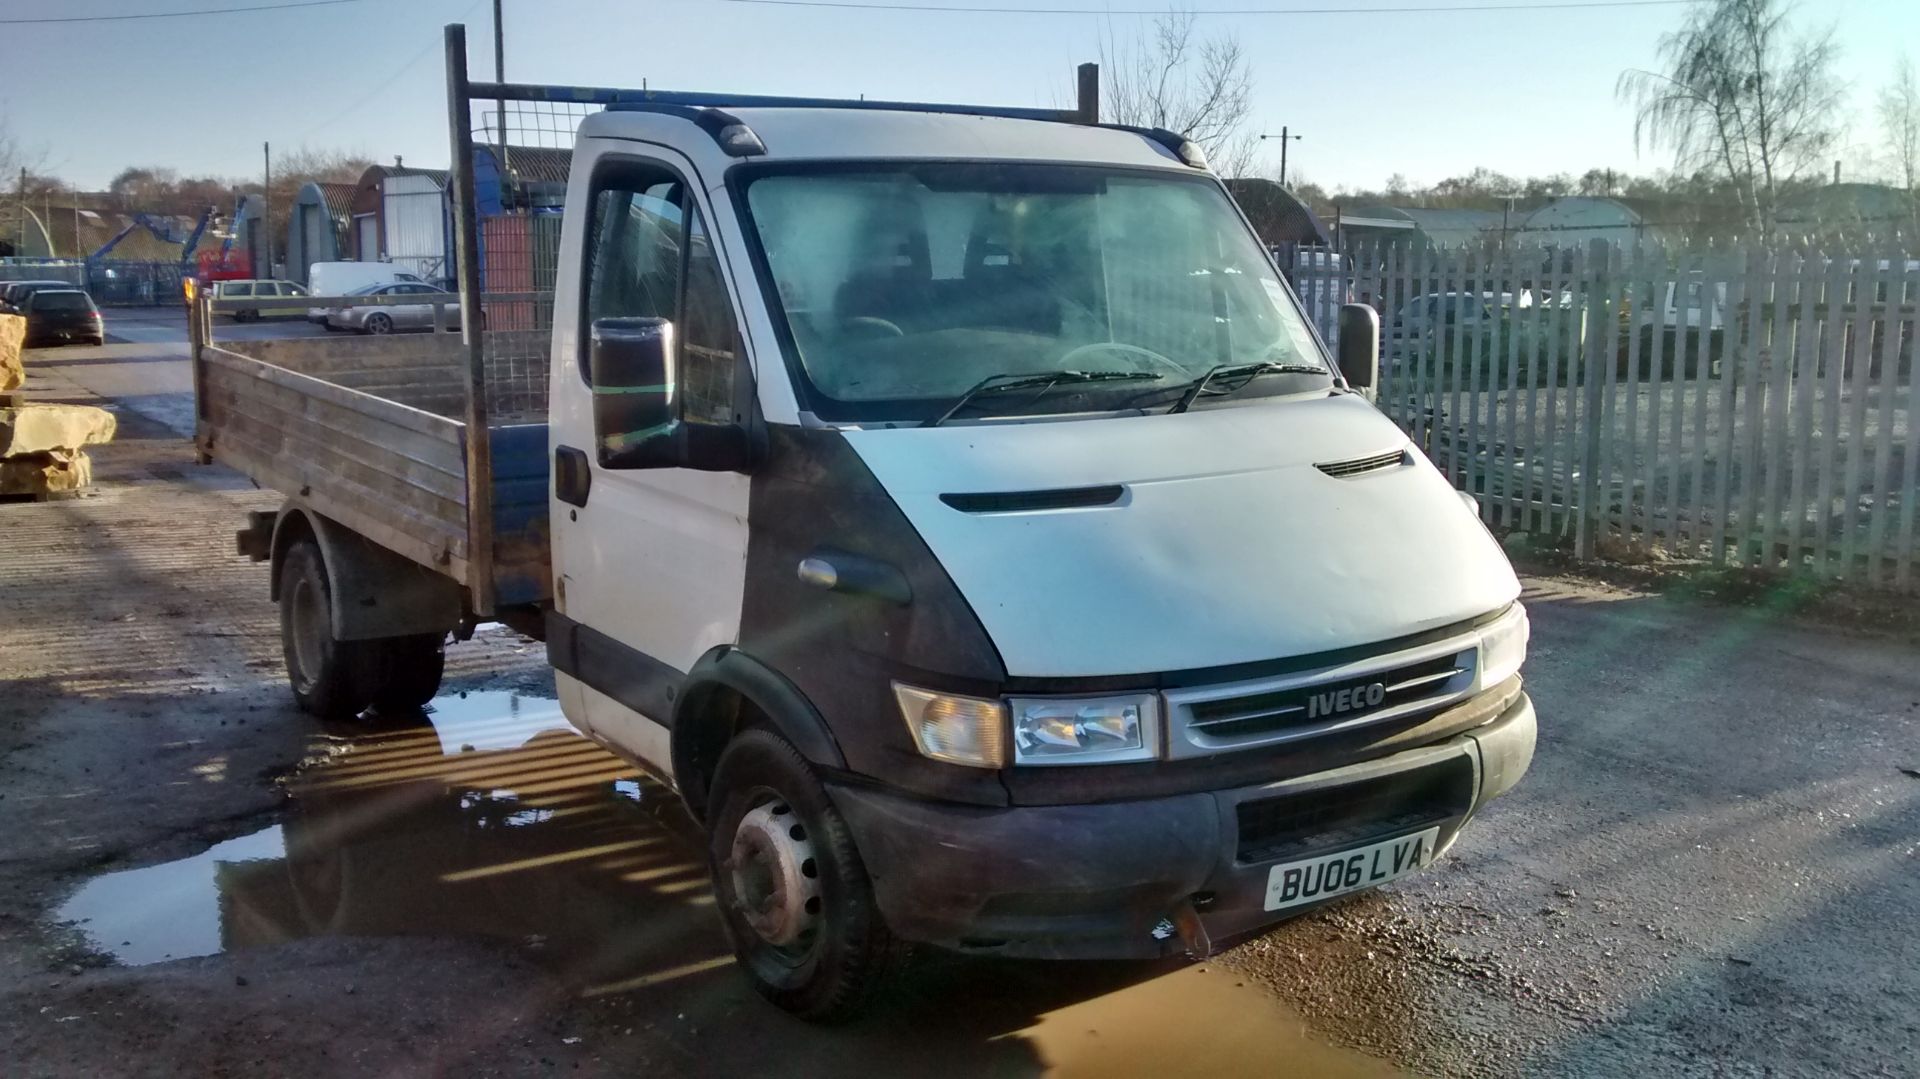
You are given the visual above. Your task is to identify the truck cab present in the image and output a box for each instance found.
[540,104,1535,1016]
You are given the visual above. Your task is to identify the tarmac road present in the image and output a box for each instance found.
[0,329,1915,1077]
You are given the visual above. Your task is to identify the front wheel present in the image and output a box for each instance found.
[706,729,904,1022]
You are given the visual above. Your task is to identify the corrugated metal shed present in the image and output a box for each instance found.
[349,162,451,264]
[382,172,448,283]
[286,181,360,283]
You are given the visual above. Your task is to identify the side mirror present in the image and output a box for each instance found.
[591,317,679,469]
[588,316,757,472]
[1337,303,1380,399]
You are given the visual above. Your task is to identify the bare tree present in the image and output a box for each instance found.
[1879,55,1920,192]
[1617,0,1841,235]
[1101,12,1256,177]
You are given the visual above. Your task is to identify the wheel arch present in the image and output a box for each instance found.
[671,646,846,820]
[268,502,462,642]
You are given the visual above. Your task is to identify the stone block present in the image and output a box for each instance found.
[0,314,23,392]
[0,449,90,496]
[0,404,117,456]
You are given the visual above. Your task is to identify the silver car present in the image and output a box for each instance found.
[325,283,461,334]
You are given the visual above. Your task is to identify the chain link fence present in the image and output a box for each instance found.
[1,257,188,306]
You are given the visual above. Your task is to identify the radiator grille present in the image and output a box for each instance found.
[1183,650,1470,748]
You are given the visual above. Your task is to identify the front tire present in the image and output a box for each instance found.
[706,729,903,1022]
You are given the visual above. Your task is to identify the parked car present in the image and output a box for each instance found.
[1387,291,1508,345]
[214,279,310,322]
[1,279,84,314]
[306,262,426,322]
[21,289,104,347]
[324,282,461,334]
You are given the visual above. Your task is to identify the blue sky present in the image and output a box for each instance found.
[2,0,1914,191]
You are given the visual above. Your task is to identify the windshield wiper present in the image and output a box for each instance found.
[1167,361,1324,414]
[923,370,1164,428]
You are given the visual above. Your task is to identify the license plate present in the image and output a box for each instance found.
[1263,827,1441,911]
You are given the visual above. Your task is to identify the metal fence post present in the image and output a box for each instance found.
[446,22,496,618]
[1575,237,1611,560]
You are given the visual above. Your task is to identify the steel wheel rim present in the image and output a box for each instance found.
[727,796,823,954]
[288,575,327,693]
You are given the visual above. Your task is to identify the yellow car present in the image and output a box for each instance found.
[215,279,310,322]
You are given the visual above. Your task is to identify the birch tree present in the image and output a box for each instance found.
[1879,55,1920,192]
[1102,12,1257,177]
[1617,0,1841,235]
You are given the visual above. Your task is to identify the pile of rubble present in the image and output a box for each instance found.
[0,312,115,498]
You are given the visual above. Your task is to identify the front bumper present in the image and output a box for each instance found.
[830,689,1535,960]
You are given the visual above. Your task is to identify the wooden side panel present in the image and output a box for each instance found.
[197,344,473,578]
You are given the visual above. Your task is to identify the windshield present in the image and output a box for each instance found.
[740,163,1329,422]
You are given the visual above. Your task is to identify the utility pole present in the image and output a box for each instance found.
[262,141,273,278]
[494,0,508,176]
[15,168,24,253]
[1260,127,1303,185]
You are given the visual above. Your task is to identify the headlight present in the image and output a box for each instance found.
[1478,605,1529,689]
[1008,695,1160,766]
[892,684,1006,768]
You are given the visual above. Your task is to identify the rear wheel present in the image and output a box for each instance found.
[706,729,903,1023]
[279,542,446,719]
[364,312,393,335]
[279,541,368,719]
[364,633,446,714]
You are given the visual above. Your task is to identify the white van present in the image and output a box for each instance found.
[305,262,425,322]
[202,34,1537,1021]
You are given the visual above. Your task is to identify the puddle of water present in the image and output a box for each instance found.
[1015,965,1407,1078]
[52,688,1410,1074]
[57,826,287,965]
[57,690,726,988]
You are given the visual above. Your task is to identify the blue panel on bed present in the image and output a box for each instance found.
[488,423,551,606]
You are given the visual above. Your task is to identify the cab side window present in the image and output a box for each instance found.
[679,212,741,424]
[582,162,740,420]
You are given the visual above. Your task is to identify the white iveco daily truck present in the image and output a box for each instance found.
[193,25,1534,1020]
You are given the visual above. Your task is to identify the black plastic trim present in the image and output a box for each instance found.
[545,610,683,724]
[677,646,847,769]
[554,445,591,506]
[940,485,1124,514]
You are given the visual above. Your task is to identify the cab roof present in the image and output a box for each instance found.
[577,106,1190,171]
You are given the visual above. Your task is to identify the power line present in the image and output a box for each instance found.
[299,0,485,141]
[713,0,1699,15]
[0,0,366,26]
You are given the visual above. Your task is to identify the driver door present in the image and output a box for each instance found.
[549,151,753,770]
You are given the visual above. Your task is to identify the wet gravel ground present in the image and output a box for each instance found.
[1223,576,1920,1077]
[3,352,1917,1076]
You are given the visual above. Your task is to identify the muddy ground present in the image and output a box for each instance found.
[1,338,1916,1077]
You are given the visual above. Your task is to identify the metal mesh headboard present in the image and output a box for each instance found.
[456,86,599,422]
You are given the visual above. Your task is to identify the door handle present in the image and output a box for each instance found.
[555,445,591,507]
